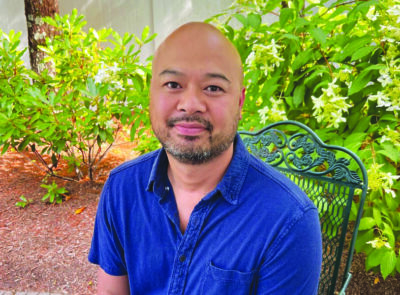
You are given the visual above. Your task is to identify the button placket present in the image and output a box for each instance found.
[168,203,209,295]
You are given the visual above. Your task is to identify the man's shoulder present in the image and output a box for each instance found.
[245,154,315,211]
[109,149,161,177]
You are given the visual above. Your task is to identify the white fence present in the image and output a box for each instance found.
[0,0,234,66]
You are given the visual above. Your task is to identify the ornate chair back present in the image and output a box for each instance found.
[239,120,368,295]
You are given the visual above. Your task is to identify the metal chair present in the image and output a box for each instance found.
[239,120,368,295]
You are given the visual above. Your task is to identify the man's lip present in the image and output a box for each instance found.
[173,122,207,136]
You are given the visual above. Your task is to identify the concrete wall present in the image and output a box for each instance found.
[0,0,234,66]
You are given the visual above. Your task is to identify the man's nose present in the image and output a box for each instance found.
[177,86,206,114]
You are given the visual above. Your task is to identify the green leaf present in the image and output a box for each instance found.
[384,193,399,211]
[366,248,385,271]
[293,84,305,108]
[1,142,10,155]
[43,16,57,27]
[382,222,396,247]
[292,48,313,71]
[145,33,157,43]
[112,31,122,45]
[355,229,374,252]
[353,116,371,133]
[377,143,400,164]
[87,78,98,96]
[381,250,397,279]
[280,8,294,27]
[359,217,377,230]
[380,114,398,122]
[372,207,382,227]
[234,14,247,27]
[351,46,377,61]
[141,26,150,41]
[248,13,261,29]
[344,132,366,152]
[340,36,371,60]
[310,27,327,47]
[349,71,373,95]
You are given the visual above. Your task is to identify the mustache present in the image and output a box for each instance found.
[167,115,213,132]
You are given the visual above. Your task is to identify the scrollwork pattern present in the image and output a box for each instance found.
[241,129,362,185]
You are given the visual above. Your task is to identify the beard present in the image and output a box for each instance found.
[152,114,239,165]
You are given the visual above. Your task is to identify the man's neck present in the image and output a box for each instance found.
[166,144,234,197]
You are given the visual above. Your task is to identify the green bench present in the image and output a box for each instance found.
[239,120,368,295]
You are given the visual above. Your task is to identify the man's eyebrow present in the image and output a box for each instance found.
[206,73,231,83]
[159,69,184,76]
[159,69,231,83]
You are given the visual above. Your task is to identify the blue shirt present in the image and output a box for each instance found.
[89,135,322,294]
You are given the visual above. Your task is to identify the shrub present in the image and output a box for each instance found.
[0,9,155,182]
[210,0,400,279]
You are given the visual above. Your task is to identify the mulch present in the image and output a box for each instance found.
[0,145,399,294]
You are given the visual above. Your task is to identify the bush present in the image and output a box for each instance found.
[210,0,400,279]
[0,9,155,182]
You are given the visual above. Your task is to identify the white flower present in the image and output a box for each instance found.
[246,51,256,65]
[94,68,108,84]
[330,111,347,128]
[380,135,390,143]
[382,37,395,43]
[367,238,392,249]
[388,105,400,111]
[109,62,120,73]
[368,91,391,108]
[258,97,287,123]
[89,105,98,112]
[377,73,393,87]
[387,5,400,16]
[105,120,114,129]
[311,95,324,110]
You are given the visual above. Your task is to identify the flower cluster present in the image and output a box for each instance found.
[366,237,392,249]
[380,125,400,150]
[93,62,124,91]
[311,79,352,128]
[368,163,400,198]
[258,97,287,124]
[246,40,284,76]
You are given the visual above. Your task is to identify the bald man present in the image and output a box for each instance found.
[89,22,322,294]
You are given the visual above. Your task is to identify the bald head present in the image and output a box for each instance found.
[152,22,243,87]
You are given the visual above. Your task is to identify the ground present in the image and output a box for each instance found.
[0,143,399,294]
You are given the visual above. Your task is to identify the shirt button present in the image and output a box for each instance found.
[179,255,186,262]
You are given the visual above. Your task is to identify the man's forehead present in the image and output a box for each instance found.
[152,22,243,85]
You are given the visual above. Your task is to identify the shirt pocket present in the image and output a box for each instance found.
[201,262,257,295]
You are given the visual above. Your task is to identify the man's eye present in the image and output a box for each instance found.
[205,85,223,92]
[165,82,181,89]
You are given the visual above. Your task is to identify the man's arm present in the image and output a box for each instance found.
[257,208,322,294]
[97,268,130,295]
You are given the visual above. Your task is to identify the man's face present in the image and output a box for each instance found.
[149,24,245,165]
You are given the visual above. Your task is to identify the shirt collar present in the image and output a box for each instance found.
[146,134,250,205]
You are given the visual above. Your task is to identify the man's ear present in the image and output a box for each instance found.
[239,87,246,120]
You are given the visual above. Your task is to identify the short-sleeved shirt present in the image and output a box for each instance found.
[89,135,322,294]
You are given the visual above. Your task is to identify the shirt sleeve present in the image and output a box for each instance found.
[256,208,322,294]
[88,178,127,276]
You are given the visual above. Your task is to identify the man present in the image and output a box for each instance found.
[89,22,322,294]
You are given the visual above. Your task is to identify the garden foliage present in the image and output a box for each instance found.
[210,0,400,278]
[0,1,399,278]
[0,9,154,185]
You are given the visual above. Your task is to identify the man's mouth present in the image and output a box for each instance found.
[167,116,213,136]
[173,122,208,136]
